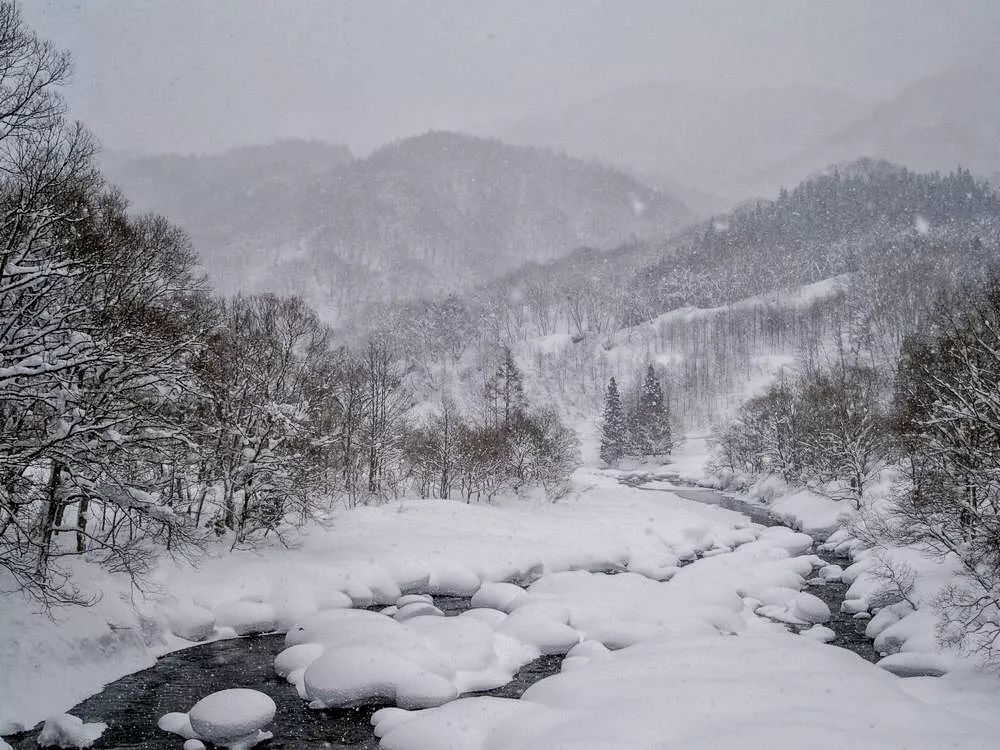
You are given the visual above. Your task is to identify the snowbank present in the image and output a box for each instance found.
[373,632,999,750]
[2,467,768,730]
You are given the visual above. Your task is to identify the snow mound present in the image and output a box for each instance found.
[188,689,275,749]
[274,643,325,679]
[157,712,198,739]
[372,632,998,749]
[37,714,107,748]
[213,601,276,636]
[183,740,206,750]
[167,603,216,642]
[471,582,528,612]
[790,592,831,623]
[303,647,458,709]
[800,624,836,642]
[393,602,444,621]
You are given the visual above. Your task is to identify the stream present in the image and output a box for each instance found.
[5,476,880,749]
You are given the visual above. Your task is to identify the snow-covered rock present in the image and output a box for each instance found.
[167,603,216,642]
[188,689,275,749]
[497,610,580,655]
[183,740,206,750]
[393,602,444,621]
[274,642,325,679]
[800,624,836,642]
[157,712,198,740]
[790,592,831,623]
[471,582,528,612]
[303,647,458,709]
[37,714,107,748]
[819,564,843,582]
[396,594,434,607]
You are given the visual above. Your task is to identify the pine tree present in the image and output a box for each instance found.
[486,347,526,429]
[600,377,628,465]
[635,365,672,456]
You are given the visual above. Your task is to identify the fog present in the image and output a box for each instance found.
[24,0,1000,156]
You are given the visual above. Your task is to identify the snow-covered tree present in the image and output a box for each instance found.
[630,365,672,456]
[600,377,628,465]
[485,346,526,429]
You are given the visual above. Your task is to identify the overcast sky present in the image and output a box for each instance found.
[23,0,1000,156]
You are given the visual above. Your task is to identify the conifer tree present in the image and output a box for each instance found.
[486,347,526,429]
[634,365,672,455]
[600,377,628,465]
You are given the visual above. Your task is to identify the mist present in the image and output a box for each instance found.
[24,0,1000,156]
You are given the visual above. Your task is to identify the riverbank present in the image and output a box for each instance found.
[1,467,771,734]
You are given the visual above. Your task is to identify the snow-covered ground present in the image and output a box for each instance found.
[0,466,776,732]
[4,446,1000,748]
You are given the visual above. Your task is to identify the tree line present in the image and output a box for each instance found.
[600,365,673,465]
[713,269,1000,659]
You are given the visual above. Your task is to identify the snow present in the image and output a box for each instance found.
[213,601,276,636]
[36,714,106,749]
[159,689,275,749]
[5,454,1000,745]
[157,712,198,740]
[304,647,459,709]
[372,633,999,750]
[187,689,275,748]
[790,591,832,623]
[801,624,836,642]
[166,602,216,642]
[470,582,528,611]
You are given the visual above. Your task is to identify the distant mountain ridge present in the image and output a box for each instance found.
[488,68,1000,205]
[103,132,692,322]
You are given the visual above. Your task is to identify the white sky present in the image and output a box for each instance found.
[23,0,1000,155]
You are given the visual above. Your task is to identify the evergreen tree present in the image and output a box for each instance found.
[486,347,526,429]
[634,365,672,455]
[600,377,628,465]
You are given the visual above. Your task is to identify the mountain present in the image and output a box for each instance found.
[748,67,1000,193]
[103,132,692,322]
[354,159,1000,428]
[488,81,869,205]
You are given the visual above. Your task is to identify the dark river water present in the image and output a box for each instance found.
[4,476,880,749]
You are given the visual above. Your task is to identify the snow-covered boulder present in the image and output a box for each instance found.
[396,594,434,607]
[274,642,325,679]
[790,592,831,624]
[167,603,216,642]
[303,647,458,709]
[800,624,836,642]
[819,564,843,582]
[393,602,444,621]
[183,740,206,750]
[188,689,275,749]
[497,610,580,655]
[471,582,527,612]
[214,601,276,636]
[37,714,107,748]
[157,712,198,739]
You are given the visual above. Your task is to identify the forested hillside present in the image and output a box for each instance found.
[104,132,692,321]
[352,161,1000,432]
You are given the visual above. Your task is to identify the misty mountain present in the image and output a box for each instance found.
[748,67,1000,193]
[488,81,869,204]
[493,70,1000,208]
[104,132,691,322]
